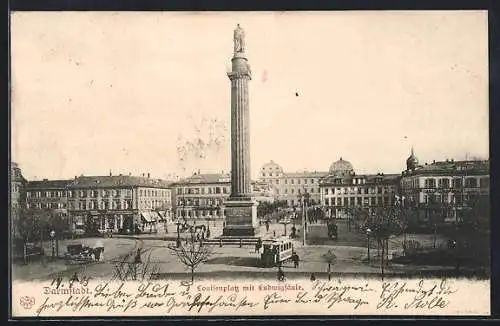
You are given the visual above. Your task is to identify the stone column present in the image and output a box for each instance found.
[229,65,252,198]
[222,25,259,237]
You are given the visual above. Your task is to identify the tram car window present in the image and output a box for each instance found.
[259,237,294,268]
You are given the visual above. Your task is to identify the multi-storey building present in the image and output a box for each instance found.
[10,162,27,238]
[26,180,70,211]
[400,149,490,224]
[67,174,172,233]
[171,172,275,220]
[319,158,400,218]
[24,173,173,234]
[259,160,327,207]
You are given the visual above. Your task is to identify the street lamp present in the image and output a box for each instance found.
[366,228,372,263]
[175,220,182,247]
[299,192,310,246]
[49,230,57,258]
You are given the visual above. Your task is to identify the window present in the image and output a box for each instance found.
[285,179,288,184]
[425,179,436,188]
[284,189,288,194]
[453,178,463,188]
[465,178,478,188]
[291,179,294,184]
[298,179,301,184]
[216,187,221,194]
[480,177,490,189]
[291,189,295,194]
[276,180,279,185]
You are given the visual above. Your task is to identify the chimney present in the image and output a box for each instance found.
[147,173,150,178]
[109,170,112,176]
[129,172,132,176]
[433,160,436,164]
[142,173,145,177]
[74,176,77,180]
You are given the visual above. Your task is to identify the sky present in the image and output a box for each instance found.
[11,11,489,181]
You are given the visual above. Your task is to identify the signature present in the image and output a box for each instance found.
[377,279,456,310]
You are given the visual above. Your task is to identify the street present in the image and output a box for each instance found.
[11,220,460,282]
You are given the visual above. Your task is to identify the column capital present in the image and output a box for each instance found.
[227,71,252,80]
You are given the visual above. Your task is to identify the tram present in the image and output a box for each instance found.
[259,237,294,268]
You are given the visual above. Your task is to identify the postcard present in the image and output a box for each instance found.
[9,11,490,317]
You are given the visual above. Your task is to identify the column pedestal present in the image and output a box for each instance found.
[222,199,260,237]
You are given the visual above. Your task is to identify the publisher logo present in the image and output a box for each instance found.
[20,296,35,310]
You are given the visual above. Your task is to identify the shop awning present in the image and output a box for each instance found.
[140,211,158,223]
[154,211,164,221]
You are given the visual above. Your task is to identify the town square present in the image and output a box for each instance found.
[10,12,490,283]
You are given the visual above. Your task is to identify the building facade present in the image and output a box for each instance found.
[319,158,400,218]
[10,162,27,238]
[258,160,327,207]
[24,174,173,234]
[171,172,275,220]
[67,174,172,233]
[400,149,490,224]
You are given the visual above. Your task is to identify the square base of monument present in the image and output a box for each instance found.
[222,227,260,237]
[222,199,260,237]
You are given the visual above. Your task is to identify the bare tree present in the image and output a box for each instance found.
[168,231,213,282]
[358,205,403,280]
[322,249,337,281]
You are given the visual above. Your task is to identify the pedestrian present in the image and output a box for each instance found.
[255,239,262,253]
[277,267,285,282]
[292,252,300,268]
[95,239,104,261]
[134,248,142,264]
[310,273,316,281]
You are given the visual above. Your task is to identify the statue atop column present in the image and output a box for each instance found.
[233,24,245,54]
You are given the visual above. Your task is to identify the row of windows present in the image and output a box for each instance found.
[139,189,170,197]
[27,188,171,199]
[139,199,171,210]
[323,196,393,207]
[27,202,67,209]
[277,188,320,195]
[177,198,223,207]
[323,187,395,195]
[71,200,133,210]
[423,194,477,205]
[423,177,489,189]
[177,208,225,218]
[28,190,67,198]
[261,176,319,185]
[177,187,229,195]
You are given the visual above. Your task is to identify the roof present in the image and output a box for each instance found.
[27,180,71,190]
[173,173,231,185]
[403,159,489,177]
[319,173,400,186]
[281,171,329,177]
[67,175,173,189]
[329,157,355,175]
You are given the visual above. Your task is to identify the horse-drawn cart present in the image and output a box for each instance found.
[64,244,95,265]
